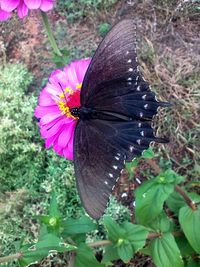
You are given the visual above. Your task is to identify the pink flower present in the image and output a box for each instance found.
[0,0,54,20]
[35,59,91,160]
[0,7,11,20]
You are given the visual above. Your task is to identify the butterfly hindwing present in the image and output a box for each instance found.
[74,120,125,219]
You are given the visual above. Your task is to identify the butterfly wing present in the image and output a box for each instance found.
[74,120,125,219]
[81,19,167,120]
[74,118,165,219]
[74,19,168,219]
[81,19,138,106]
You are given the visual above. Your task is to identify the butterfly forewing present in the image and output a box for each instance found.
[81,19,138,106]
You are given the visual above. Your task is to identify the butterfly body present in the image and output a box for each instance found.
[73,19,169,219]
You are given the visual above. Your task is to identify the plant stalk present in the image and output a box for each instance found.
[0,252,23,263]
[40,11,62,57]
[175,185,197,211]
[0,231,184,264]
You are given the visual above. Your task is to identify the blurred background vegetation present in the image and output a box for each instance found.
[0,0,199,266]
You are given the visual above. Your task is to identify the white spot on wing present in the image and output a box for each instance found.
[115,156,119,160]
[136,177,141,184]
[109,173,113,178]
[121,192,127,198]
[113,165,118,170]
[129,68,133,72]
[128,59,132,63]
[142,94,147,100]
[137,139,141,145]
[104,180,108,185]
[136,86,140,91]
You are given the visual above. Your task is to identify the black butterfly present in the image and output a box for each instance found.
[70,19,169,219]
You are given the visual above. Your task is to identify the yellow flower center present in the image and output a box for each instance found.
[57,83,82,119]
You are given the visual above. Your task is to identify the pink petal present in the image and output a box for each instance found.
[40,0,53,11]
[40,112,62,125]
[45,83,62,98]
[41,118,70,138]
[1,0,20,12]
[53,144,63,157]
[0,8,12,20]
[63,148,73,160]
[49,70,68,89]
[73,59,91,83]
[34,105,60,118]
[57,122,75,148]
[39,89,56,106]
[17,0,28,18]
[64,63,79,88]
[24,0,41,9]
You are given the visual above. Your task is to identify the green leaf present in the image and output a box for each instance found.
[175,236,195,257]
[52,48,70,68]
[18,234,76,267]
[141,148,154,159]
[117,241,133,263]
[188,192,200,203]
[166,191,186,215]
[102,245,119,264]
[122,222,149,252]
[98,23,111,37]
[150,233,184,267]
[166,191,200,215]
[135,181,174,225]
[49,191,60,218]
[62,215,96,236]
[179,205,200,254]
[160,169,185,185]
[148,212,173,233]
[126,159,138,177]
[74,244,105,267]
[104,216,126,243]
[140,245,151,256]
[186,258,200,267]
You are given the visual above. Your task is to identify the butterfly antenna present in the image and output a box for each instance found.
[58,82,68,104]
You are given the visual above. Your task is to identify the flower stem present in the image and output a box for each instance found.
[40,11,62,57]
[0,252,23,263]
[146,158,197,210]
[175,185,197,211]
[0,231,184,264]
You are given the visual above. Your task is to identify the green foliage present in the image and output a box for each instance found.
[135,169,184,225]
[0,63,199,267]
[179,205,200,254]
[98,23,111,36]
[56,0,118,21]
[149,233,184,267]
[74,244,105,267]
[103,216,149,263]
[0,64,46,192]
[52,48,71,67]
[125,147,154,178]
